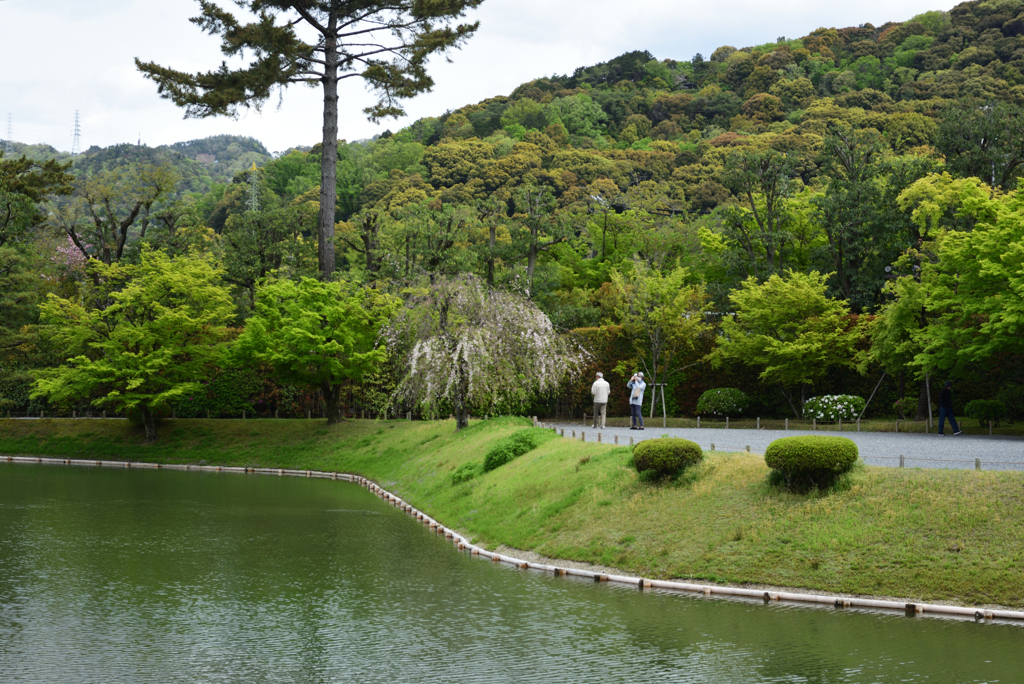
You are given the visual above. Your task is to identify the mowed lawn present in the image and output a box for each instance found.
[2,416,1022,608]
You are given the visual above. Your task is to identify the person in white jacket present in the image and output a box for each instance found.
[591,372,610,428]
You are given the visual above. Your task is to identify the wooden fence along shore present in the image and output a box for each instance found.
[3,454,1024,625]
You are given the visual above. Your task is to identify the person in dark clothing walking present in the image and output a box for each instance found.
[938,380,962,435]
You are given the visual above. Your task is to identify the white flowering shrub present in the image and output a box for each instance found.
[802,395,866,421]
[695,388,750,416]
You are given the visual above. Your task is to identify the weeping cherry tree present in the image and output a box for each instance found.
[383,275,586,430]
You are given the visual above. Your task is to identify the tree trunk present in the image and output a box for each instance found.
[527,237,538,287]
[487,224,496,285]
[322,383,344,425]
[317,18,339,281]
[140,405,158,443]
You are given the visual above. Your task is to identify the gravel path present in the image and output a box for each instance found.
[549,423,1024,471]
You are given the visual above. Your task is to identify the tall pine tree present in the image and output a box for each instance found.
[136,0,483,279]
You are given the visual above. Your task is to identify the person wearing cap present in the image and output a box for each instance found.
[627,372,646,430]
[591,372,610,429]
[938,380,962,435]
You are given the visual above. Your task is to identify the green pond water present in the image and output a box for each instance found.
[0,463,1021,683]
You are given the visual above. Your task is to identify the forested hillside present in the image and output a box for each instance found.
[5,0,1024,423]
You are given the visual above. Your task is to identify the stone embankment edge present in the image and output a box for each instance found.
[6,454,1022,625]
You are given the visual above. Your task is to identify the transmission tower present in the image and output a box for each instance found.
[71,110,82,157]
[245,162,260,213]
[3,114,12,156]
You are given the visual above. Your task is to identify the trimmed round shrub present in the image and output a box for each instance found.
[964,399,1006,427]
[695,388,750,416]
[632,438,703,477]
[764,436,858,476]
[482,428,554,472]
[451,462,481,485]
[802,395,866,422]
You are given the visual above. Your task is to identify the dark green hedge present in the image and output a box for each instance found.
[482,428,555,472]
[633,438,703,476]
[764,436,858,475]
[964,399,1006,427]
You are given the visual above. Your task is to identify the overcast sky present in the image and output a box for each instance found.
[0,0,956,154]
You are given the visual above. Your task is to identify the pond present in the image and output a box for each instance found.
[0,463,1020,683]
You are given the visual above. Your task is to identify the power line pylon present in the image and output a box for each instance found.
[71,110,82,157]
[3,114,12,156]
[245,162,260,213]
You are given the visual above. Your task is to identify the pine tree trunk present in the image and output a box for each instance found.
[317,18,339,281]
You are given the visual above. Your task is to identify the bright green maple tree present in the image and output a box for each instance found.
[32,251,236,441]
[710,270,861,417]
[904,174,1024,374]
[235,277,397,423]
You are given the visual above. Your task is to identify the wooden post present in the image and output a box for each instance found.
[629,436,634,446]
[857,419,860,432]
[242,410,245,420]
[975,458,981,471]
[661,384,667,428]
[711,443,715,452]
[307,409,311,420]
[757,417,760,430]
[785,418,788,430]
[813,418,816,431]
[697,416,700,428]
[900,454,905,468]
[72,410,76,419]
[989,420,993,436]
[597,433,602,443]
[726,416,729,429]
[614,435,619,445]
[838,418,842,432]
[275,409,279,419]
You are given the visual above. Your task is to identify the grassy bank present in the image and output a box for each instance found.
[2,417,1022,608]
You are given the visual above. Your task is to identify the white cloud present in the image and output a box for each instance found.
[0,0,956,153]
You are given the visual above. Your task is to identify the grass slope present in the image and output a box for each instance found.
[2,417,1022,608]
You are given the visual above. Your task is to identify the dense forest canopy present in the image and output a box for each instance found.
[6,0,1024,425]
